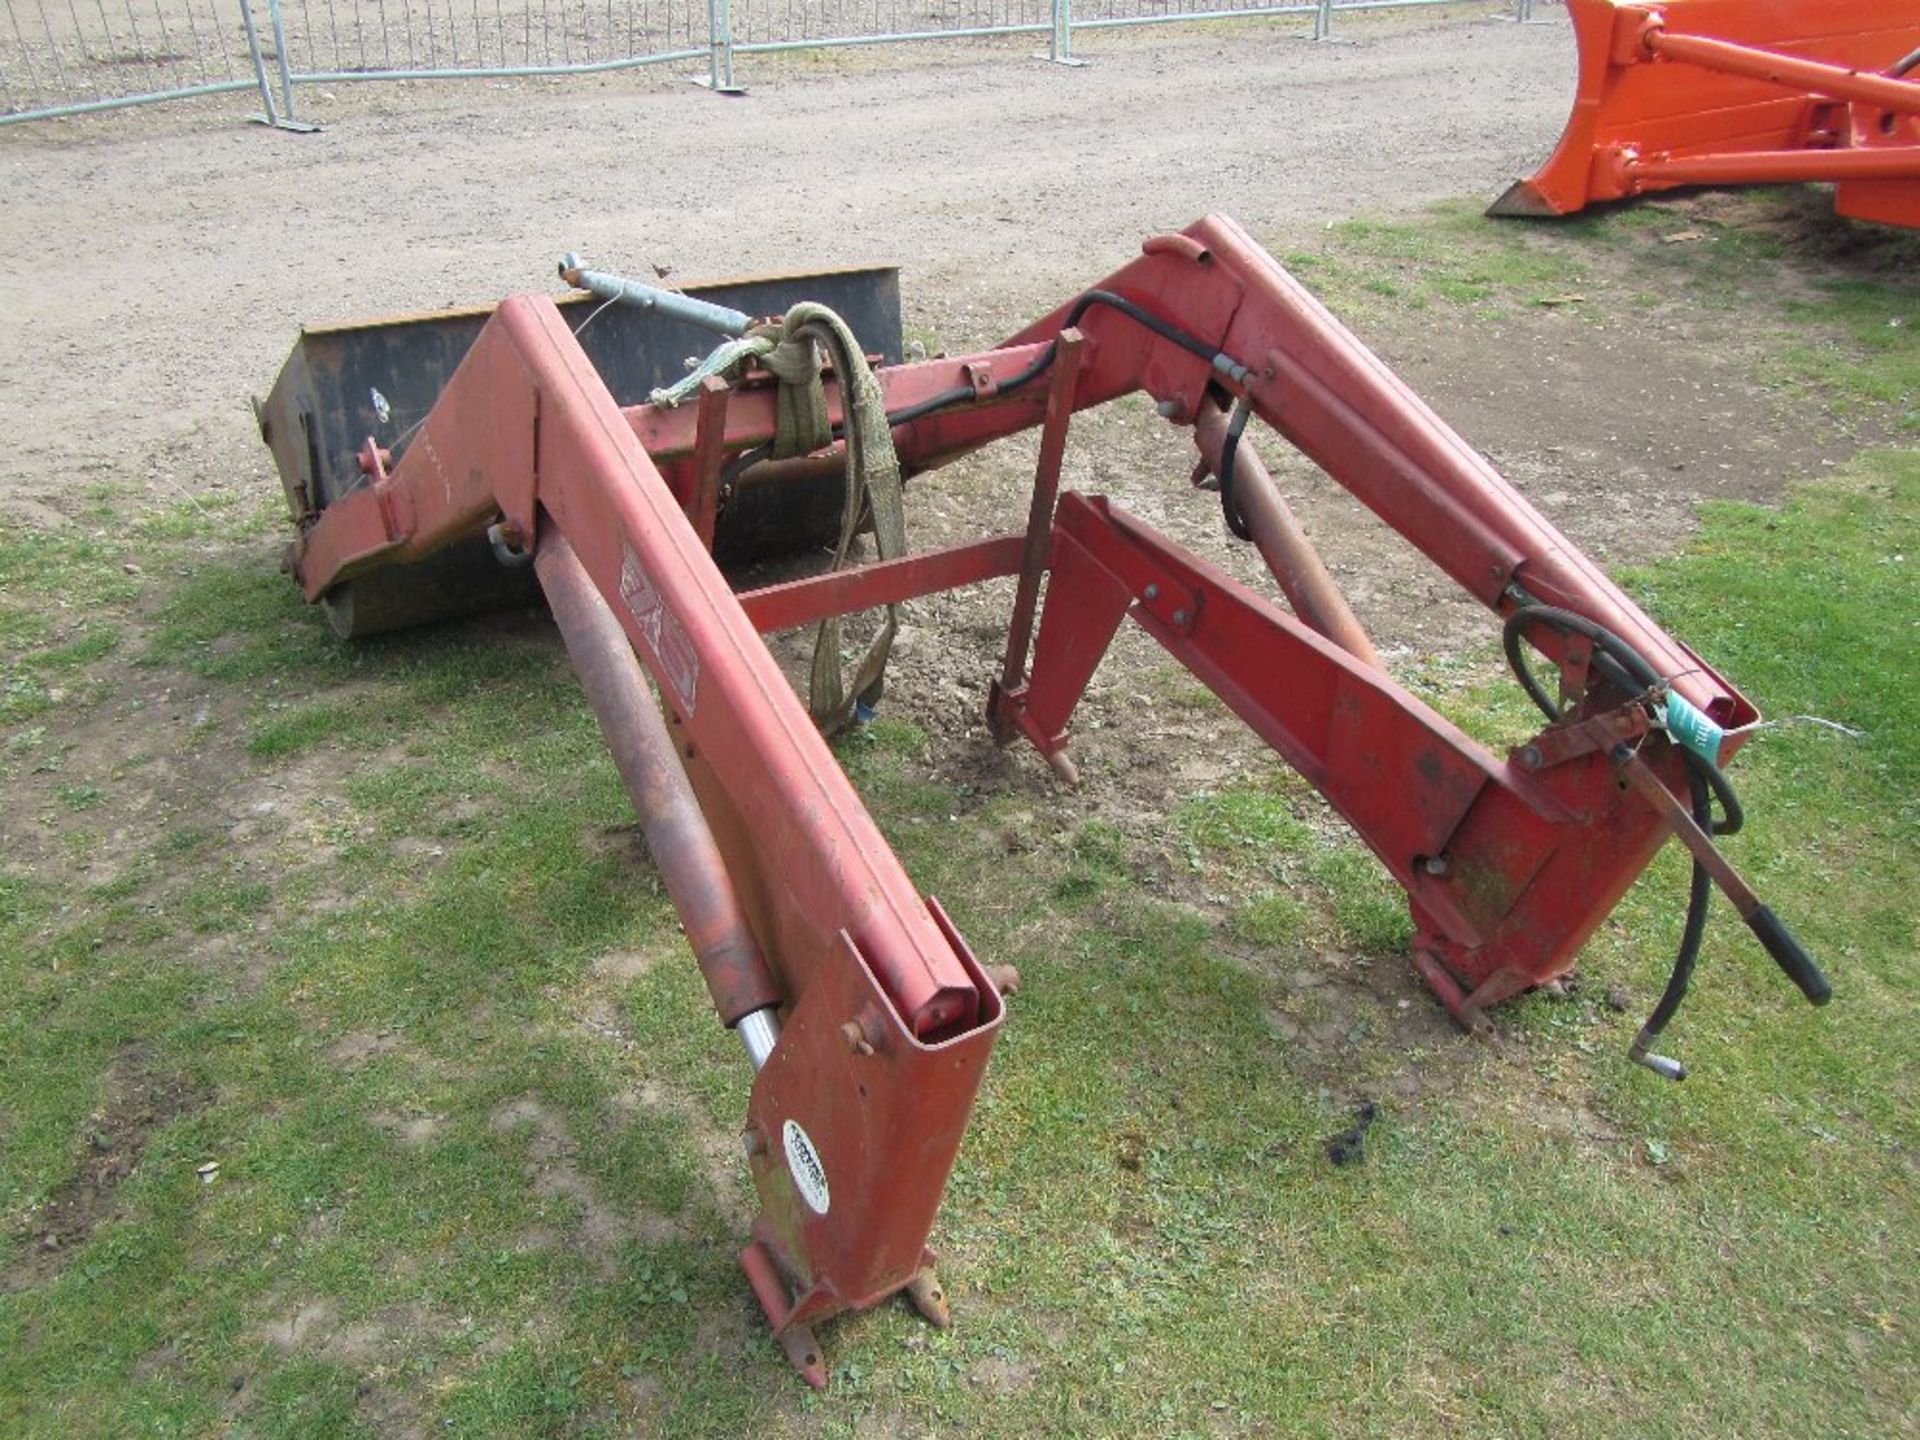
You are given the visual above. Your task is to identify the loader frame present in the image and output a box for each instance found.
[265,214,1825,1384]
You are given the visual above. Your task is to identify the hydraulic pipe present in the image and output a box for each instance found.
[534,531,784,1055]
[1642,27,1920,118]
[1192,398,1381,669]
[557,252,753,338]
[1623,146,1920,187]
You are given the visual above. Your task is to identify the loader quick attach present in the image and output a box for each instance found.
[255,216,1830,1386]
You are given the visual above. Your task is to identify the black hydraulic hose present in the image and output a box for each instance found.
[1216,399,1254,541]
[1501,604,1742,834]
[1629,760,1715,1081]
[1502,604,1661,701]
[887,289,1244,429]
[1062,289,1247,376]
[1501,603,1750,1076]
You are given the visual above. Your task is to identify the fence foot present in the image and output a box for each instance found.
[1037,0,1088,66]
[1301,0,1349,43]
[251,114,321,133]
[695,0,748,94]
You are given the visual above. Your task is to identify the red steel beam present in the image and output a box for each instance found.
[1022,494,1681,1012]
[737,534,1027,633]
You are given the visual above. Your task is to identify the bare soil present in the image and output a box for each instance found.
[0,11,1586,515]
[1,1048,203,1292]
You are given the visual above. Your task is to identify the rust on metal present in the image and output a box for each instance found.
[989,327,1086,744]
[535,532,781,1026]
[258,212,1827,1385]
[1191,395,1380,668]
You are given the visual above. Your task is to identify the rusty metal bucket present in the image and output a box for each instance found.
[256,265,902,636]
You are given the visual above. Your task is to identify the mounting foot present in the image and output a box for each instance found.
[774,1320,828,1390]
[904,1264,951,1328]
[1411,950,1497,1038]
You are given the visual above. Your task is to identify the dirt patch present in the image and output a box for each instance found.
[4,1047,203,1292]
[490,1096,681,1269]
[255,1296,441,1362]
[239,1296,442,1438]
[326,1029,408,1065]
[369,1110,446,1146]
[970,1352,1040,1393]
[588,950,655,983]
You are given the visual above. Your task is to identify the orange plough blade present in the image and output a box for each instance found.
[1492,0,1920,229]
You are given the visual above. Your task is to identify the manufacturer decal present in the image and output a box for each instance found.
[619,542,700,717]
[782,1119,831,1216]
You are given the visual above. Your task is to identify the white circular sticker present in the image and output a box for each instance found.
[782,1119,831,1216]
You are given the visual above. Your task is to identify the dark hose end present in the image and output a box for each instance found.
[1628,1028,1688,1082]
[559,251,585,285]
[1750,905,1832,1007]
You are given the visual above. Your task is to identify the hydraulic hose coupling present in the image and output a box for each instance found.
[1628,1027,1687,1083]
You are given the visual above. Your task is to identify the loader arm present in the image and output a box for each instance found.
[272,215,1827,1385]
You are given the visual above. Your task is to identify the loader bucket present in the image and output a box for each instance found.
[256,266,903,636]
[1491,0,1920,229]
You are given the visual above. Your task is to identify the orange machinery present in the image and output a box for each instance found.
[1492,0,1919,229]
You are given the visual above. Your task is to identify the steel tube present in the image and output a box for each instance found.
[265,0,299,120]
[737,1007,781,1070]
[1628,146,1920,186]
[238,0,281,121]
[558,256,751,338]
[997,329,1085,729]
[728,451,849,492]
[0,78,259,126]
[535,532,783,1034]
[1646,29,1920,118]
[1193,399,1380,669]
[283,50,706,83]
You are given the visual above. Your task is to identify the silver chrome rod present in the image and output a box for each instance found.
[737,1007,781,1070]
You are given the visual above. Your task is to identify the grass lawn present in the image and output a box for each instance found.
[1,193,1914,1436]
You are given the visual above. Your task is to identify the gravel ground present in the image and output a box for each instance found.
[0,9,1576,523]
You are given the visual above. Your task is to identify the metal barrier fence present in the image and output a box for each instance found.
[2,0,274,122]
[1,0,1553,127]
